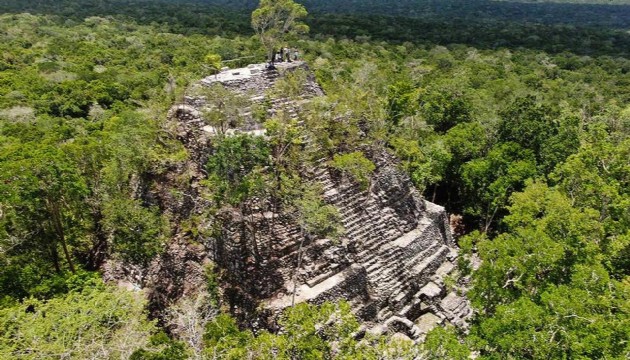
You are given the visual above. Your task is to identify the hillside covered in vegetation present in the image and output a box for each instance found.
[0,0,628,359]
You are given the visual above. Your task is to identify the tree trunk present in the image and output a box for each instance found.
[249,211,261,263]
[50,244,61,274]
[242,203,261,265]
[60,232,76,274]
[48,200,76,274]
[432,184,438,203]
[483,205,500,234]
[291,227,306,307]
[269,49,276,65]
[87,207,108,270]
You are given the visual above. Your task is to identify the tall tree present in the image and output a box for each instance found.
[197,84,250,135]
[0,143,87,275]
[251,0,309,64]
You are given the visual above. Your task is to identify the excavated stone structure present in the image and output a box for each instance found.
[184,61,323,137]
[264,153,472,340]
[164,62,471,340]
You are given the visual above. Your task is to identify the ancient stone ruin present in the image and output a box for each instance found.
[159,61,472,341]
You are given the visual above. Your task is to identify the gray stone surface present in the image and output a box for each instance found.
[420,282,442,299]
[416,312,442,335]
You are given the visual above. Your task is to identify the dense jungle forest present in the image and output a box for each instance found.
[0,0,628,359]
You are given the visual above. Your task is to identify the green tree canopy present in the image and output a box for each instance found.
[252,0,309,62]
[0,281,157,359]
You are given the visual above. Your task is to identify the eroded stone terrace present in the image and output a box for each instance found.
[170,61,472,341]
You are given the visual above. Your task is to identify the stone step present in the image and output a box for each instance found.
[370,244,446,297]
[306,267,344,288]
[364,259,382,274]
[411,246,451,287]
[377,307,393,321]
